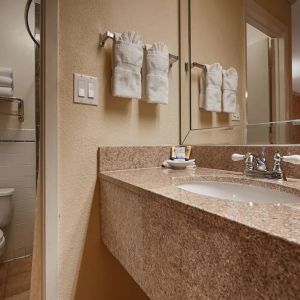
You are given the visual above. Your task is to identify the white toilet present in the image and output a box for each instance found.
[0,188,14,258]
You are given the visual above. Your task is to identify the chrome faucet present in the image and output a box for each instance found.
[232,151,300,181]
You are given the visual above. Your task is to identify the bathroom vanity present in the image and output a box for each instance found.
[99,146,300,299]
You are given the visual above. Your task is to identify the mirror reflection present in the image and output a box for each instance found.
[181,0,300,145]
[0,0,41,298]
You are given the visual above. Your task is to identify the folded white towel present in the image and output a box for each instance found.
[145,42,169,104]
[0,87,13,97]
[199,63,222,112]
[222,67,238,113]
[0,76,13,88]
[112,31,143,99]
[0,67,13,78]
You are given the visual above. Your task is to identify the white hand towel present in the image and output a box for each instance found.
[199,63,222,112]
[0,67,13,78]
[145,42,169,104]
[222,67,238,113]
[0,87,13,97]
[0,76,13,88]
[112,31,143,99]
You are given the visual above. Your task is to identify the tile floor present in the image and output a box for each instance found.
[0,256,32,300]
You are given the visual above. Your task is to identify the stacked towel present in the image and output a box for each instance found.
[112,31,143,99]
[145,42,169,104]
[0,67,13,97]
[199,63,222,112]
[222,67,238,113]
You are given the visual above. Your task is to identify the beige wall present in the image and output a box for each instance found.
[57,0,292,299]
[190,0,245,131]
[58,0,179,299]
[180,0,246,145]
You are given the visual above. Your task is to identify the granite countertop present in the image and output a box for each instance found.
[100,167,300,246]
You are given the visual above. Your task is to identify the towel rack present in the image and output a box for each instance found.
[185,62,207,72]
[0,96,24,122]
[99,31,179,68]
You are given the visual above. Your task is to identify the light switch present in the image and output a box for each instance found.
[73,73,98,106]
[78,79,86,97]
[88,82,95,98]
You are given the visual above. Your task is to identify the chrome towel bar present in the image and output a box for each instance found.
[99,31,179,68]
[0,96,24,122]
[185,62,207,72]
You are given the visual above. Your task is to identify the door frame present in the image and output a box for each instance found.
[41,0,59,299]
[246,0,291,143]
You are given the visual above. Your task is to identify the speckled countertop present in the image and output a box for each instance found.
[100,167,300,246]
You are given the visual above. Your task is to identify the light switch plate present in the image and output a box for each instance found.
[73,73,98,106]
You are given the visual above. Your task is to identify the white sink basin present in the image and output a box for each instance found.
[177,181,300,204]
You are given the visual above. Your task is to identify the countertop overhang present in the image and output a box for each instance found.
[100,167,300,246]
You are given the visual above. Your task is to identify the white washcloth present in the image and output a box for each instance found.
[199,63,222,112]
[0,67,13,78]
[0,87,13,97]
[0,76,13,88]
[145,42,169,104]
[222,67,238,113]
[112,31,143,99]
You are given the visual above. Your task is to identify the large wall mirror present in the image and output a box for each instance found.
[180,0,300,145]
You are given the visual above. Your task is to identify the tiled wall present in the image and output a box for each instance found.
[0,129,36,261]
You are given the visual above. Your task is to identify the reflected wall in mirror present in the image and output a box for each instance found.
[246,0,300,144]
[0,0,41,298]
[180,0,300,145]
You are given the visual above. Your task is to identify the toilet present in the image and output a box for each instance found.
[0,188,14,258]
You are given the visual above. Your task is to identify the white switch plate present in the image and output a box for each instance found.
[231,104,240,121]
[73,73,98,106]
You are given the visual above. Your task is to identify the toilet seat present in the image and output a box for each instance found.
[0,229,5,247]
[0,229,5,258]
[0,188,14,197]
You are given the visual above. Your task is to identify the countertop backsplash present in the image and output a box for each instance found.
[98,145,300,178]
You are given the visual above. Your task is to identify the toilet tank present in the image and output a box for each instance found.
[0,188,14,227]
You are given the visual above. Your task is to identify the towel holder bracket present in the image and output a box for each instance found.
[185,62,207,72]
[99,31,114,47]
[99,31,179,68]
[0,96,24,122]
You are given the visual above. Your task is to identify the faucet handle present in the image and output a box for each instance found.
[282,154,300,165]
[231,153,246,161]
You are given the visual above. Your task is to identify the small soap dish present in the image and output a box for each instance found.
[166,159,195,170]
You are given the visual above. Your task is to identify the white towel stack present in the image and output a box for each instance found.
[199,63,222,112]
[222,67,238,113]
[112,31,143,99]
[145,42,169,104]
[0,67,13,97]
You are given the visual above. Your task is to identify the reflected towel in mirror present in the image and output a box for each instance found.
[199,63,222,112]
[222,67,238,113]
[0,76,13,88]
[0,67,13,78]
[0,87,13,97]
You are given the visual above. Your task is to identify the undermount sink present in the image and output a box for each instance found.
[177,181,300,204]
